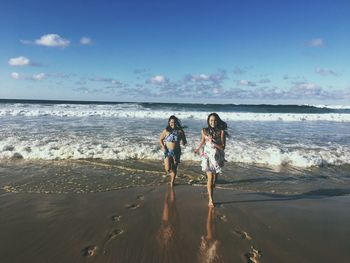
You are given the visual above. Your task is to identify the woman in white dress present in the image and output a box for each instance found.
[195,113,227,207]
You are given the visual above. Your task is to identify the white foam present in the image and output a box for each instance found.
[310,104,350,110]
[222,141,350,167]
[1,136,349,168]
[1,103,349,167]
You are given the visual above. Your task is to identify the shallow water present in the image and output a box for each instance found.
[1,159,349,197]
[1,101,350,167]
[1,101,349,196]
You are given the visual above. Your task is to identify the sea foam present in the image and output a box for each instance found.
[1,136,349,168]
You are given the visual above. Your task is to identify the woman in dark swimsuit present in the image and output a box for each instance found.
[160,116,187,186]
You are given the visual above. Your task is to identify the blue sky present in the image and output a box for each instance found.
[1,0,349,104]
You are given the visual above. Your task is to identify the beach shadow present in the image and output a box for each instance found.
[216,188,350,205]
[217,175,301,186]
[303,188,350,197]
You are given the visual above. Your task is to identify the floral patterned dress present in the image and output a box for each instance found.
[200,134,225,174]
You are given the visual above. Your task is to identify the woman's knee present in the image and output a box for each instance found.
[207,172,213,181]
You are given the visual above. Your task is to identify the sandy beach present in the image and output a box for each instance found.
[2,0,350,260]
[1,177,350,263]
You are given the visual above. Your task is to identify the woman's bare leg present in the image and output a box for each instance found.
[169,162,178,187]
[169,171,175,187]
[207,172,214,207]
[164,157,170,173]
[164,156,176,186]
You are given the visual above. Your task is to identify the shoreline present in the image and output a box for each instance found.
[1,184,349,263]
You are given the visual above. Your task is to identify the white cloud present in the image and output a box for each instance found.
[223,82,331,100]
[259,78,271,84]
[315,67,338,76]
[8,56,30,66]
[80,37,92,45]
[11,72,20,79]
[32,73,45,80]
[306,38,324,47]
[188,74,210,82]
[34,34,70,48]
[290,81,326,98]
[238,79,256,87]
[148,75,169,84]
[184,70,227,85]
[296,82,318,90]
[11,72,44,80]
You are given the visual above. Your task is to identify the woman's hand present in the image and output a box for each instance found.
[163,147,169,158]
[194,147,200,154]
[161,145,168,153]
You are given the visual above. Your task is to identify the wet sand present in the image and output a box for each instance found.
[1,184,350,263]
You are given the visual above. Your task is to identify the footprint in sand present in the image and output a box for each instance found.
[111,215,122,222]
[136,195,145,201]
[245,246,262,263]
[102,229,125,255]
[219,215,228,222]
[107,229,124,241]
[81,245,98,257]
[125,203,141,209]
[215,210,228,222]
[232,229,252,240]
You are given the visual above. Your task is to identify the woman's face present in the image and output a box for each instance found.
[169,119,176,129]
[209,115,217,128]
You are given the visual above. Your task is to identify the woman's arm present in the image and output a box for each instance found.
[194,129,206,154]
[159,130,167,151]
[221,130,226,150]
[213,130,225,151]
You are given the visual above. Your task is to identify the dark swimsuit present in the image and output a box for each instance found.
[164,130,181,163]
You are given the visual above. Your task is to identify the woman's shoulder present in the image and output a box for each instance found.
[201,128,207,134]
[161,128,169,134]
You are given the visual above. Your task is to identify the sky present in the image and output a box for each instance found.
[1,0,349,104]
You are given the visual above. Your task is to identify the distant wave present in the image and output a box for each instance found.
[1,99,350,113]
[0,104,349,122]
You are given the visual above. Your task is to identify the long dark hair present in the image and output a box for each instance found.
[206,112,228,137]
[166,115,184,132]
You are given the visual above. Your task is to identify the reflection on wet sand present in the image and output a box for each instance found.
[199,207,221,263]
[156,186,180,260]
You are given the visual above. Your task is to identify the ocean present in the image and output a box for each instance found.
[1,99,350,195]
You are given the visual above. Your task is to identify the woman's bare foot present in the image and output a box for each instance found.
[208,200,215,207]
